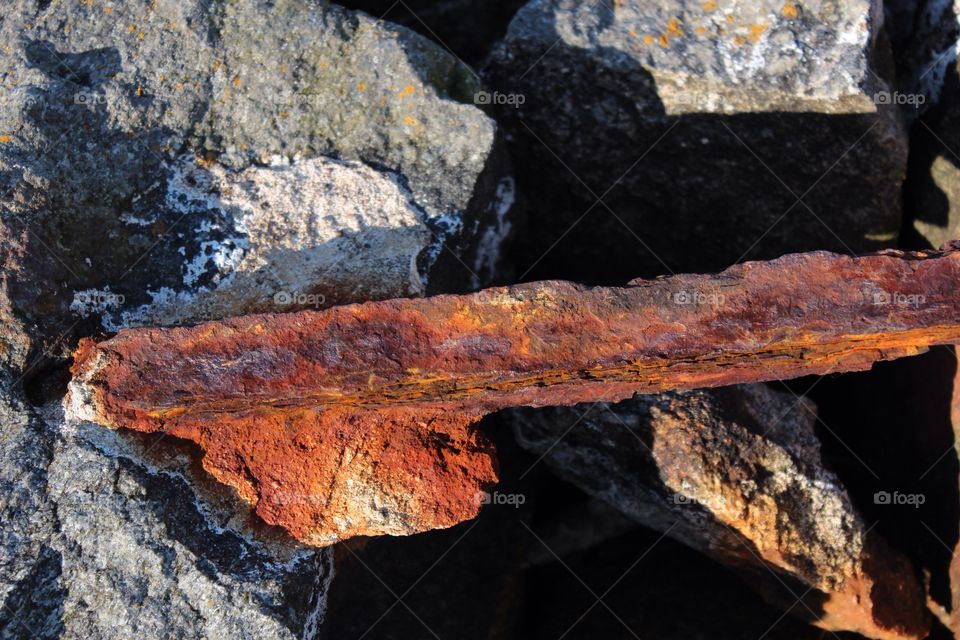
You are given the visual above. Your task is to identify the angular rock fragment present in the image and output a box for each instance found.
[510,385,930,640]
[0,369,333,640]
[484,0,906,281]
[68,247,960,546]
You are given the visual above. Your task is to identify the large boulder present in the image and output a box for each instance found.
[509,384,930,639]
[484,0,906,282]
[0,371,334,640]
[0,0,515,355]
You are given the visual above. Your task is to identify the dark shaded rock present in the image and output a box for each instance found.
[510,384,929,639]
[0,370,334,639]
[484,0,906,282]
[338,0,527,66]
[519,522,857,639]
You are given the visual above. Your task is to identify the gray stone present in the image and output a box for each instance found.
[0,372,334,640]
[0,0,514,349]
[484,0,906,282]
[508,384,929,638]
[339,0,527,66]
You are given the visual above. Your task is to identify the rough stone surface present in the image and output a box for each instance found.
[0,0,514,353]
[0,370,334,640]
[74,154,435,329]
[67,247,960,548]
[509,384,929,639]
[484,0,906,281]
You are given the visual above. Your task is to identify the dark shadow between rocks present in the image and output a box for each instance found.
[484,40,906,284]
[806,346,960,636]
[323,413,535,640]
[900,0,960,252]
[337,0,527,68]
[515,479,853,640]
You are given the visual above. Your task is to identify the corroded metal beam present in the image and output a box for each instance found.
[67,247,960,545]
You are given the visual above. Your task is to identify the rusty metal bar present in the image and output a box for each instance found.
[66,247,960,545]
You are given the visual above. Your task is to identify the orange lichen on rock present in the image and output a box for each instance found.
[67,248,960,546]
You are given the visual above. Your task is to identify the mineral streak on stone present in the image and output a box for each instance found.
[483,0,906,281]
[510,385,930,640]
[66,247,960,546]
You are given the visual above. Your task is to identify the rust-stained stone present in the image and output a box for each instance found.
[67,247,960,546]
[511,385,930,640]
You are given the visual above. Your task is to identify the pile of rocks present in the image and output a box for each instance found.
[2,0,960,638]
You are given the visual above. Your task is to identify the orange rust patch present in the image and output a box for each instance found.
[748,23,768,43]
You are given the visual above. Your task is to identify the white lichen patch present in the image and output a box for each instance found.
[109,154,433,329]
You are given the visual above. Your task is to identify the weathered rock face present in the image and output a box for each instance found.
[484,0,906,281]
[73,154,436,330]
[509,384,930,639]
[0,371,334,640]
[0,0,514,354]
